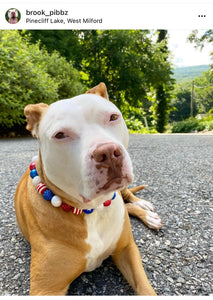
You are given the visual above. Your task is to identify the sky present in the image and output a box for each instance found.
[168,30,212,68]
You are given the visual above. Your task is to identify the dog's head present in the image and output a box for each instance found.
[25,83,134,208]
[8,9,18,18]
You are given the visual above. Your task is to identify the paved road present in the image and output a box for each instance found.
[0,134,212,296]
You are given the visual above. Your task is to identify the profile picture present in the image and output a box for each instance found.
[5,8,21,24]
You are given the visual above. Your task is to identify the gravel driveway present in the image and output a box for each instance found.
[0,134,212,296]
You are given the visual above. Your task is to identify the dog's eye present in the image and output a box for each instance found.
[55,132,66,139]
[110,114,119,121]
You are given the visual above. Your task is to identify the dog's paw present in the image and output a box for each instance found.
[146,211,162,230]
[133,199,154,211]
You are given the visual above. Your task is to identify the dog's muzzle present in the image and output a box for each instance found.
[90,142,130,191]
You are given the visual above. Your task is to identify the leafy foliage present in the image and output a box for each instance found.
[172,118,202,133]
[188,30,213,73]
[188,30,213,51]
[126,116,157,133]
[194,71,213,113]
[23,30,82,68]
[152,30,175,133]
[0,30,84,128]
[25,29,175,132]
[169,30,213,128]
[170,64,213,122]
[170,85,198,121]
[81,30,174,123]
[171,116,213,133]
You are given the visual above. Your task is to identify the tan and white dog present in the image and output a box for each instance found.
[15,83,161,295]
[8,9,18,24]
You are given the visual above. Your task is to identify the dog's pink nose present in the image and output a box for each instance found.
[91,143,123,165]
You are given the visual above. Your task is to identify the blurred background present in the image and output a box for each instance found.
[0,29,212,137]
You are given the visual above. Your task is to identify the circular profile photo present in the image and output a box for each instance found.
[5,8,21,24]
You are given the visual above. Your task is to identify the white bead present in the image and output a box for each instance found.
[32,176,42,186]
[31,155,39,163]
[51,195,62,207]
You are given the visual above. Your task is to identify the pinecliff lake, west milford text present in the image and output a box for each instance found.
[26,18,103,24]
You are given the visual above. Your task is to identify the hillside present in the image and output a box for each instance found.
[173,65,209,82]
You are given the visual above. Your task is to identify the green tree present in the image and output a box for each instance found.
[194,71,213,113]
[170,85,197,121]
[24,30,175,129]
[23,30,83,68]
[78,30,175,124]
[188,30,213,50]
[0,30,84,129]
[188,30,213,73]
[153,30,174,132]
[188,30,213,114]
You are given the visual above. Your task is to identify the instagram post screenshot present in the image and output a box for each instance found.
[0,0,212,297]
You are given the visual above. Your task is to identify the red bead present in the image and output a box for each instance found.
[29,162,36,170]
[37,183,47,195]
[103,199,112,207]
[61,203,72,212]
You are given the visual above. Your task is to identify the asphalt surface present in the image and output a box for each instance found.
[0,134,212,296]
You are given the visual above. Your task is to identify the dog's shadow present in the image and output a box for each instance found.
[68,256,135,295]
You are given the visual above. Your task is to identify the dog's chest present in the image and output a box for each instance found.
[84,193,125,272]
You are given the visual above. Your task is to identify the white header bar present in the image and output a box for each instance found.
[1,2,212,29]
[3,0,213,3]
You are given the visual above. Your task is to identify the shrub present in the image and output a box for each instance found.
[0,30,85,129]
[172,118,199,133]
[125,116,157,133]
[171,117,213,133]
[125,117,144,131]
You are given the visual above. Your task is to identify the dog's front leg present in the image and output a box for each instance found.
[112,239,156,295]
[30,244,86,295]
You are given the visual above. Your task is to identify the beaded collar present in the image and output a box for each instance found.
[29,157,116,215]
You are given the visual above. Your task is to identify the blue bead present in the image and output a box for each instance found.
[43,189,54,201]
[111,192,116,200]
[30,169,38,179]
[83,209,94,214]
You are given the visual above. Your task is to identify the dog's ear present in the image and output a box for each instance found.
[24,103,49,137]
[86,82,109,101]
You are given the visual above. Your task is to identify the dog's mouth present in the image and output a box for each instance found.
[99,176,126,191]
[80,195,92,203]
[83,174,132,203]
